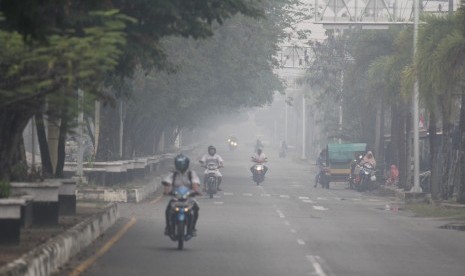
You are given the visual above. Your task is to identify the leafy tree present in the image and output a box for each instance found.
[0,10,130,180]
[414,10,465,201]
[96,0,291,159]
[0,0,264,180]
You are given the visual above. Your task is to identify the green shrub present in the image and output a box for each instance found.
[0,180,10,198]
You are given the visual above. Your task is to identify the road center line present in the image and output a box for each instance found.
[303,199,315,203]
[276,209,285,218]
[306,255,328,276]
[313,206,329,211]
[297,239,305,245]
[298,196,309,200]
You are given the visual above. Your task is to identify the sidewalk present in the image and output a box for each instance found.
[0,201,119,275]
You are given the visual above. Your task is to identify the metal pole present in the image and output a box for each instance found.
[31,117,35,168]
[285,100,288,143]
[411,0,422,192]
[302,96,307,159]
[77,89,84,180]
[339,104,343,144]
[119,101,123,158]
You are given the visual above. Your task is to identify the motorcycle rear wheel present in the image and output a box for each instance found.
[207,178,216,198]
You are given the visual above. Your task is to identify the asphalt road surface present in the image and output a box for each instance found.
[57,144,465,276]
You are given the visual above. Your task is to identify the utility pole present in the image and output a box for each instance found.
[76,89,84,181]
[119,101,124,158]
[302,95,307,159]
[285,100,288,143]
[411,0,422,192]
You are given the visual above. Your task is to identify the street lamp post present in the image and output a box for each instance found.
[302,95,307,159]
[411,0,422,192]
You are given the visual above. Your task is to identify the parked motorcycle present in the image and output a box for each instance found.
[354,163,376,192]
[205,163,219,198]
[167,186,196,250]
[348,155,363,189]
[317,162,331,189]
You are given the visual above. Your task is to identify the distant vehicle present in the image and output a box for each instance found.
[227,136,238,151]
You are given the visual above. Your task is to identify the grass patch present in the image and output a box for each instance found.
[407,203,465,221]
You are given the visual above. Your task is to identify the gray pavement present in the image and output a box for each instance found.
[55,144,465,276]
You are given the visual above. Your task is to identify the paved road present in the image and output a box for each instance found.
[58,145,465,276]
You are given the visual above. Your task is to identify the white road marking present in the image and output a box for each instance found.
[284,221,290,226]
[297,239,306,245]
[313,206,329,211]
[317,197,328,200]
[261,193,271,197]
[243,193,253,196]
[352,198,362,201]
[276,210,285,218]
[306,255,328,276]
[214,202,224,205]
[290,229,297,233]
[303,199,315,203]
[223,192,234,196]
[280,195,290,199]
[299,196,309,200]
[368,199,381,202]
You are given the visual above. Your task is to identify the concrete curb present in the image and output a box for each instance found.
[0,203,119,276]
[378,185,431,203]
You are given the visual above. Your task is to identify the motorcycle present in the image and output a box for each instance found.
[251,156,267,185]
[348,155,363,189]
[228,139,238,151]
[205,163,219,198]
[278,148,286,158]
[167,186,196,250]
[317,162,331,189]
[252,164,265,185]
[354,163,376,192]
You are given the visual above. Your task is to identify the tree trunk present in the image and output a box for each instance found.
[35,113,54,177]
[0,107,36,181]
[95,104,120,161]
[429,111,440,200]
[397,101,408,190]
[55,108,69,178]
[405,104,412,191]
[458,88,465,203]
[440,96,453,199]
[389,103,400,173]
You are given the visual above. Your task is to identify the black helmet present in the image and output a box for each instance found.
[174,154,190,173]
[208,145,216,156]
